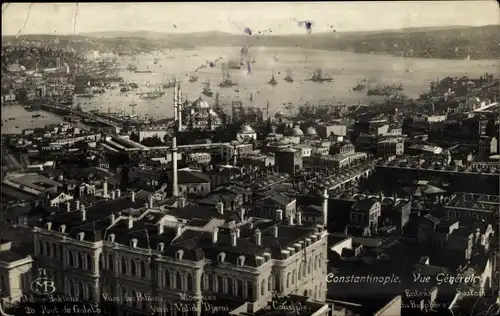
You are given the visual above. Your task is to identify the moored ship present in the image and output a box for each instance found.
[307,68,333,82]
[268,72,278,86]
[202,77,214,97]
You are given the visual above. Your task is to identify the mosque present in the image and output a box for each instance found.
[174,84,223,132]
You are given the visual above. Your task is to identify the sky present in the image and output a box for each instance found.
[1,1,499,36]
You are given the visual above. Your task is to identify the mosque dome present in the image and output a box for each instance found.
[286,126,304,136]
[240,124,255,133]
[306,126,317,136]
[192,98,210,109]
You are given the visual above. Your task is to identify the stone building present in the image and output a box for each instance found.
[32,193,328,316]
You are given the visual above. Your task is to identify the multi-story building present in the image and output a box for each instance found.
[33,194,329,316]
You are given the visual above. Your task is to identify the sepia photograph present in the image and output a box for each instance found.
[0,1,499,316]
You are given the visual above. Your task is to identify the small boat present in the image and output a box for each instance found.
[284,68,294,83]
[268,71,278,86]
[189,73,199,83]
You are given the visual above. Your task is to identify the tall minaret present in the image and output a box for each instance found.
[322,189,329,228]
[173,83,179,122]
[177,82,183,132]
[171,136,179,198]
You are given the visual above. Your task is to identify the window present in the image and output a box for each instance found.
[44,241,49,256]
[131,259,136,276]
[274,275,280,291]
[68,251,74,267]
[319,254,323,268]
[261,279,266,295]
[217,275,223,293]
[59,225,66,233]
[79,282,85,299]
[175,250,183,260]
[237,280,243,297]
[246,281,253,298]
[37,240,43,256]
[298,264,303,280]
[130,239,138,248]
[292,269,296,285]
[86,253,92,271]
[140,261,146,278]
[108,234,115,242]
[286,272,291,288]
[227,278,233,295]
[86,283,93,301]
[217,253,225,263]
[176,271,182,290]
[108,255,114,271]
[187,274,193,292]
[164,269,171,288]
[75,252,81,268]
[121,258,127,275]
[314,256,318,270]
[208,274,214,290]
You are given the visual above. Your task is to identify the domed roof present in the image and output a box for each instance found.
[240,124,255,133]
[306,126,317,136]
[285,126,304,136]
[192,98,210,108]
[31,72,43,78]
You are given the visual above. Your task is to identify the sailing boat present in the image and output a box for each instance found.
[189,73,199,83]
[202,77,214,97]
[284,68,294,83]
[163,76,176,89]
[219,63,237,87]
[353,78,367,91]
[268,71,278,86]
[307,68,333,82]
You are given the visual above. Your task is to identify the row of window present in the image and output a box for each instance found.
[101,254,148,278]
[67,278,94,301]
[37,240,95,271]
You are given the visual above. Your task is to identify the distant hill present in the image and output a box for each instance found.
[4,25,500,59]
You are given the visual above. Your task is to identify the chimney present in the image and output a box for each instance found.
[158,223,164,235]
[273,225,279,238]
[171,137,179,198]
[288,214,294,225]
[296,211,302,225]
[128,216,133,229]
[240,208,245,221]
[111,190,116,200]
[148,195,154,208]
[216,202,224,215]
[66,201,71,212]
[110,213,115,224]
[103,181,108,197]
[80,205,86,221]
[176,225,182,237]
[212,227,218,244]
[75,200,81,211]
[276,209,283,221]
[179,196,186,207]
[230,230,237,247]
[116,189,121,198]
[131,191,135,202]
[255,228,262,246]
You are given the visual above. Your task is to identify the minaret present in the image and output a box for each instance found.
[322,189,329,228]
[171,136,179,198]
[177,82,183,132]
[173,83,179,122]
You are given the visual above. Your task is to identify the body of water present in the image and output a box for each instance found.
[2,47,498,133]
